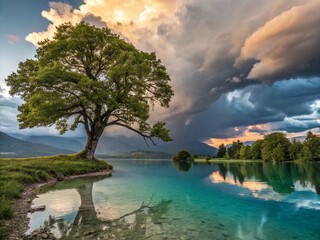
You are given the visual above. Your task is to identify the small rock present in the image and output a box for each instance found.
[30,205,46,213]
[140,224,146,229]
[42,233,48,239]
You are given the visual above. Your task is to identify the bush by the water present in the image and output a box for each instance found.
[173,150,194,162]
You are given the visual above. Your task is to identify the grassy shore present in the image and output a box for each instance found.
[0,154,112,239]
[194,158,262,163]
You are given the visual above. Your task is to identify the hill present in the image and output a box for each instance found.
[97,150,173,159]
[7,133,218,157]
[10,134,84,152]
[0,132,73,158]
[96,136,218,156]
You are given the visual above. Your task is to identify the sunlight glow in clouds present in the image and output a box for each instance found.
[236,0,320,82]
[25,0,178,47]
[205,124,268,148]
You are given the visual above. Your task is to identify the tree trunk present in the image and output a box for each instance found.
[81,128,103,159]
[83,137,99,159]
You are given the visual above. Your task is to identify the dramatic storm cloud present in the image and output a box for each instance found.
[236,0,320,82]
[1,0,320,143]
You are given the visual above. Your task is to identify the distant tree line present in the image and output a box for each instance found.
[216,131,320,161]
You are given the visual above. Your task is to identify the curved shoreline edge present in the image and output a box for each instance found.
[7,169,113,240]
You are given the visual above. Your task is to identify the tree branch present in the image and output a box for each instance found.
[111,122,156,146]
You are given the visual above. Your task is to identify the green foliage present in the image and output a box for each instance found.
[217,144,226,158]
[172,151,193,172]
[0,155,112,233]
[250,140,264,160]
[301,132,320,161]
[227,140,243,159]
[173,161,193,172]
[173,150,194,162]
[216,131,320,162]
[239,145,251,159]
[6,22,174,158]
[262,133,290,161]
[0,228,8,240]
[0,200,14,220]
[288,138,303,160]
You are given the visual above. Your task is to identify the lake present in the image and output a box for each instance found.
[27,160,320,239]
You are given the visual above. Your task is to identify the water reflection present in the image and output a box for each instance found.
[172,160,192,172]
[27,177,172,239]
[215,162,320,194]
[209,162,320,209]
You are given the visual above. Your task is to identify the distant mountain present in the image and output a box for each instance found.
[96,136,218,156]
[97,150,173,159]
[10,134,84,152]
[7,133,217,157]
[26,135,83,152]
[0,131,73,158]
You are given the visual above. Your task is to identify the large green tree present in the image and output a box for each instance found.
[288,138,303,160]
[261,132,290,161]
[239,145,251,159]
[301,131,320,161]
[250,139,264,160]
[216,144,226,158]
[6,22,174,159]
[227,140,243,159]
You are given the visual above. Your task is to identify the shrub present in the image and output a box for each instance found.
[173,150,194,162]
[0,200,14,220]
[1,181,23,199]
[0,228,8,239]
[36,170,50,181]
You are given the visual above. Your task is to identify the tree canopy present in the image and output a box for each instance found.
[6,22,174,159]
[217,144,226,158]
[173,150,194,162]
[215,131,320,162]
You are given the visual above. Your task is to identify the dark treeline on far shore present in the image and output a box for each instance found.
[216,131,320,161]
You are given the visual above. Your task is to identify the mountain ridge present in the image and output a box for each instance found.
[0,131,73,158]
[7,133,217,156]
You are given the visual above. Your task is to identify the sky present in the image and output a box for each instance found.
[1,0,320,147]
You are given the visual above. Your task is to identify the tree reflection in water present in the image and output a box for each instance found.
[172,160,192,172]
[39,177,172,239]
[215,162,320,195]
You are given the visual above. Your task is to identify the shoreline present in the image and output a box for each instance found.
[7,169,113,240]
[194,159,262,163]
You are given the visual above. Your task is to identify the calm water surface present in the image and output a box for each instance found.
[27,160,320,239]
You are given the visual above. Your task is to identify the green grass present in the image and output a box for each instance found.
[0,154,112,239]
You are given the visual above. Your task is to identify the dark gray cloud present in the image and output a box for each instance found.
[0,95,20,108]
[0,95,21,133]
[173,78,320,140]
[274,120,320,133]
[150,0,309,118]
[156,0,320,141]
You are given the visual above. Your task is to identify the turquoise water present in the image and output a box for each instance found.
[28,160,320,239]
